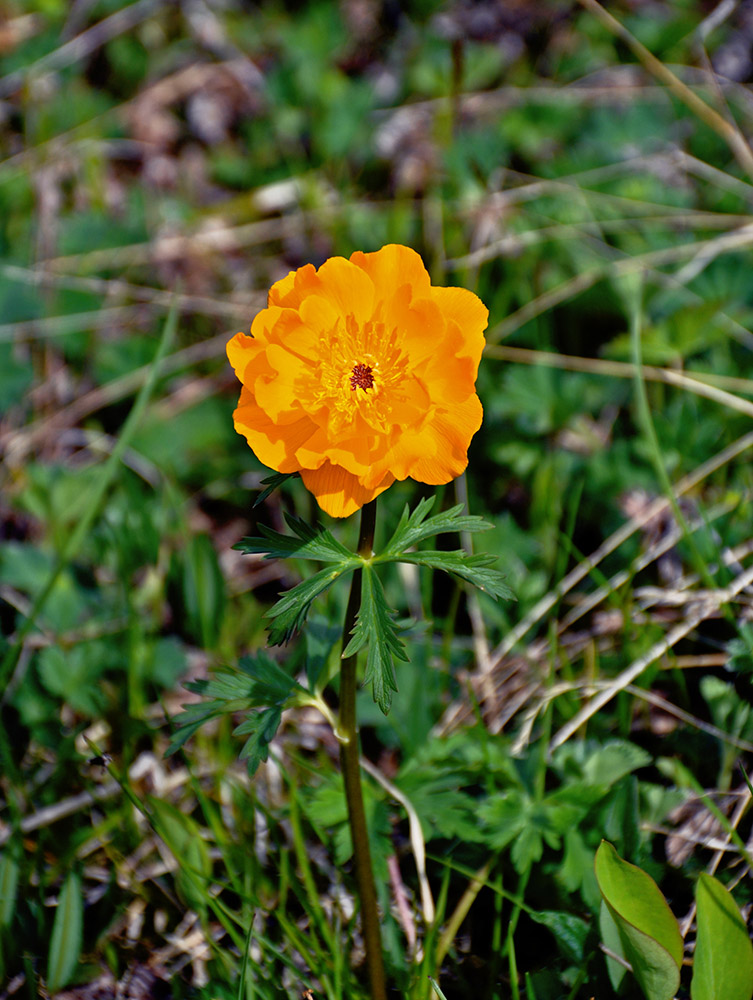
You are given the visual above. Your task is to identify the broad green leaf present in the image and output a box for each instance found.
[380,497,494,556]
[511,827,543,872]
[560,831,601,910]
[600,898,628,992]
[149,798,212,916]
[595,841,682,1000]
[477,789,529,850]
[235,515,354,562]
[691,873,753,1000]
[305,773,391,877]
[234,706,283,775]
[394,771,485,842]
[343,565,407,713]
[528,909,590,964]
[37,644,106,715]
[47,870,83,993]
[0,853,19,928]
[580,741,653,787]
[0,544,85,633]
[266,563,357,644]
[398,550,515,601]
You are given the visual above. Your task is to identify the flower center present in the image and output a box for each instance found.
[304,314,411,434]
[350,363,374,391]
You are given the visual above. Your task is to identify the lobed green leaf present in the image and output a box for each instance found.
[166,651,302,757]
[235,514,355,562]
[165,713,214,757]
[380,497,494,556]
[398,550,515,601]
[266,563,357,644]
[528,909,590,965]
[237,650,304,701]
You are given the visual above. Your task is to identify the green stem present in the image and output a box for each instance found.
[338,499,387,1000]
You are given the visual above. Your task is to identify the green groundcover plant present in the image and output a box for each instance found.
[596,841,753,1000]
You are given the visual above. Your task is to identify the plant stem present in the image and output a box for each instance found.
[576,0,753,182]
[338,499,387,1000]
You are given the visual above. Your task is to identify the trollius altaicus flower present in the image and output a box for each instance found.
[227,244,488,517]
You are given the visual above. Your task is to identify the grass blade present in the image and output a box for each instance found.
[47,870,83,993]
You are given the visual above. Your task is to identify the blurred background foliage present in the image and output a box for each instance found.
[3,0,753,997]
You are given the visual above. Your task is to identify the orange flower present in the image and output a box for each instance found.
[227,244,488,517]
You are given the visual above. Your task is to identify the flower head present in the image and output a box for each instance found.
[227,244,488,517]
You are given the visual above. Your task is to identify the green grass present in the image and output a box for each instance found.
[2,0,753,997]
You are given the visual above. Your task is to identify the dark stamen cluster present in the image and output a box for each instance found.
[350,363,375,391]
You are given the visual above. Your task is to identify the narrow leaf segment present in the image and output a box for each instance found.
[397,550,515,601]
[253,471,299,508]
[236,513,354,562]
[381,496,493,554]
[47,870,83,993]
[266,565,358,645]
[343,565,408,713]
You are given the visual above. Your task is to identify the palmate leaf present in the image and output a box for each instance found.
[231,499,512,716]
[266,563,358,644]
[186,653,302,707]
[380,497,494,556]
[166,651,302,760]
[235,514,354,562]
[343,565,408,714]
[399,550,516,601]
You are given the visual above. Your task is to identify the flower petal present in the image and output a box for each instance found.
[233,386,317,473]
[351,244,432,304]
[408,394,483,483]
[295,420,386,477]
[316,256,376,326]
[299,294,339,338]
[300,462,394,518]
[227,332,270,385]
[268,263,318,309]
[363,393,483,487]
[429,286,488,370]
[252,343,311,422]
